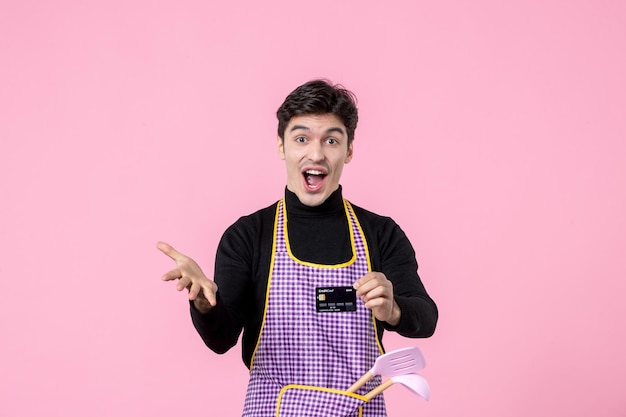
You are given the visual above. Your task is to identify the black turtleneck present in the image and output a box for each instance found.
[191,186,438,368]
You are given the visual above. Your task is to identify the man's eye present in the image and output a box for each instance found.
[326,138,338,145]
[295,136,307,143]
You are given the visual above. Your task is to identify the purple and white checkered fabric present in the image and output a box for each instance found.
[242,200,387,417]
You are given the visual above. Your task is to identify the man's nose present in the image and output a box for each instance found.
[308,140,324,162]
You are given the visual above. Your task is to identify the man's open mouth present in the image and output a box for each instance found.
[303,169,327,190]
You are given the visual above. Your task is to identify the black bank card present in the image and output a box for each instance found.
[316,286,357,313]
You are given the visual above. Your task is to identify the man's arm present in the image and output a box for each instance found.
[378,220,438,338]
[157,237,249,354]
[352,208,438,338]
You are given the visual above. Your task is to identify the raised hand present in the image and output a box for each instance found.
[157,241,217,314]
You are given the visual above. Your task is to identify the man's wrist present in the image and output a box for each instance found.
[193,298,214,314]
[386,301,401,327]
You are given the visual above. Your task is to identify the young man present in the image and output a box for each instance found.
[157,80,437,416]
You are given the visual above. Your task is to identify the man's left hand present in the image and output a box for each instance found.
[354,272,401,326]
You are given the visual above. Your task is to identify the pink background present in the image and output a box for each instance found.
[2,1,625,416]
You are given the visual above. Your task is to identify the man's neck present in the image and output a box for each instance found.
[284,186,344,216]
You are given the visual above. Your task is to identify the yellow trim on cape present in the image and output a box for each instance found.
[248,200,281,371]
[283,198,358,268]
[345,200,385,356]
[275,384,367,417]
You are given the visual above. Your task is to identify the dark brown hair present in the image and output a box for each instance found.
[276,79,359,144]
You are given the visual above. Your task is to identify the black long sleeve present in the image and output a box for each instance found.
[191,187,437,368]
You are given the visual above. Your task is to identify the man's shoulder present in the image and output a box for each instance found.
[346,200,415,255]
[347,200,395,225]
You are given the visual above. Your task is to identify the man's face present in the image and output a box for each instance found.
[278,113,353,207]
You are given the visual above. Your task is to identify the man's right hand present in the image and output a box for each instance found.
[157,241,217,314]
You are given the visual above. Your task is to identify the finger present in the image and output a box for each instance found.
[161,268,182,281]
[355,276,384,297]
[366,301,393,323]
[156,241,186,262]
[353,273,372,293]
[188,282,217,307]
[363,296,387,310]
[360,285,387,303]
[204,284,217,306]
[188,281,202,300]
[354,271,388,290]
[176,276,192,292]
[355,278,377,294]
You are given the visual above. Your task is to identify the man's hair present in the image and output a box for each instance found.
[276,79,359,144]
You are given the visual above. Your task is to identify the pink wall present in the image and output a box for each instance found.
[2,1,625,416]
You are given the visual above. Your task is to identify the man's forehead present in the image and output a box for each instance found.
[286,114,347,134]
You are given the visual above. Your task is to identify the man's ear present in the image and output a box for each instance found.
[277,136,285,160]
[345,142,354,164]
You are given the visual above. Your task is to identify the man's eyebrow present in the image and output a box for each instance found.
[325,127,346,136]
[289,125,346,136]
[289,124,310,132]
